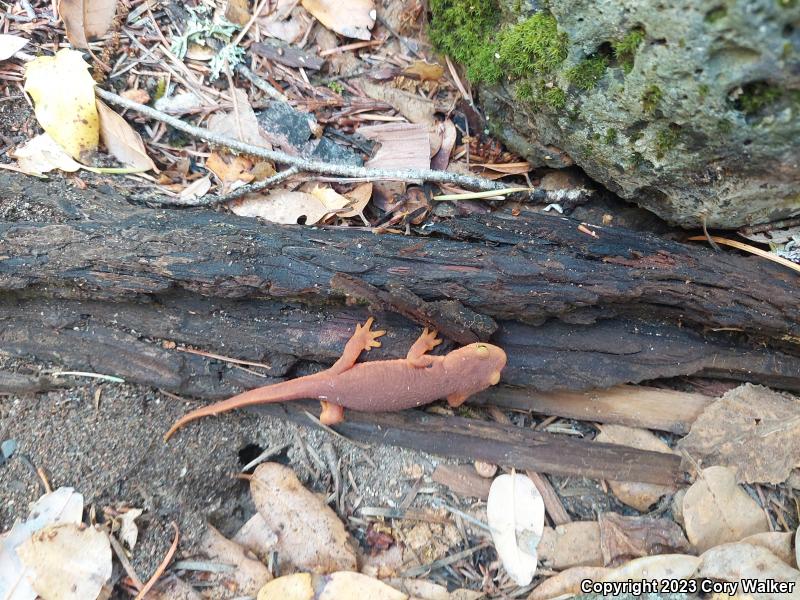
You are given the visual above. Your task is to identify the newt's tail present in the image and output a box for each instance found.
[164,375,322,441]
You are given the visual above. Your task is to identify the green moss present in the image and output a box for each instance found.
[717,119,733,133]
[327,81,344,94]
[642,84,663,113]
[544,86,567,108]
[735,81,782,115]
[698,83,710,100]
[778,0,796,8]
[629,151,645,168]
[497,13,568,77]
[655,125,681,159]
[566,56,608,90]
[705,6,727,23]
[154,78,167,101]
[612,28,645,73]
[604,128,618,144]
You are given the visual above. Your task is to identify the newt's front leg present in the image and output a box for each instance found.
[406,328,442,368]
[328,317,385,375]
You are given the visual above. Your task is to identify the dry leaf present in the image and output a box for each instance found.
[487,473,544,586]
[308,186,352,213]
[740,531,797,568]
[225,0,251,26]
[431,119,457,171]
[359,80,435,124]
[301,0,375,40]
[96,99,156,172]
[178,176,212,202]
[601,554,700,582]
[0,34,27,61]
[208,88,271,148]
[232,190,337,225]
[259,572,407,600]
[679,383,800,484]
[682,466,769,553]
[598,513,690,567]
[10,133,83,175]
[117,508,143,550]
[24,49,99,160]
[249,463,357,573]
[206,152,255,193]
[121,88,150,104]
[697,543,800,598]
[338,182,373,221]
[402,60,445,82]
[58,0,117,48]
[0,488,83,600]
[359,123,431,170]
[528,566,612,600]
[537,522,603,569]
[595,424,676,511]
[201,525,272,595]
[154,92,204,115]
[17,523,112,600]
[233,513,279,564]
[431,464,492,500]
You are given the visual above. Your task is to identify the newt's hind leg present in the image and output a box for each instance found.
[320,401,345,425]
[329,317,385,375]
[407,328,442,368]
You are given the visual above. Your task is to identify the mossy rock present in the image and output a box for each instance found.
[431,0,800,228]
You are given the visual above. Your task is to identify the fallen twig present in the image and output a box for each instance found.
[95,87,507,192]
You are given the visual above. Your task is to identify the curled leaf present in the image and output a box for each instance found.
[96,99,156,171]
[58,0,117,49]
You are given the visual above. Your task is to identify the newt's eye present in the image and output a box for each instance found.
[475,344,490,358]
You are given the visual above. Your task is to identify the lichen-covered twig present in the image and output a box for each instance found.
[95,87,506,192]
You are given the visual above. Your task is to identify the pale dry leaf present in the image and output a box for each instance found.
[96,99,156,171]
[225,0,251,26]
[232,190,335,225]
[402,60,445,82]
[598,513,690,567]
[682,466,769,553]
[10,133,83,175]
[309,186,351,213]
[358,80,435,125]
[58,0,117,48]
[185,43,216,61]
[201,524,272,595]
[117,508,143,550]
[257,572,314,600]
[301,0,375,40]
[678,383,800,484]
[17,523,112,600]
[208,88,271,148]
[178,176,212,202]
[537,522,603,570]
[697,543,800,598]
[233,513,279,564]
[24,49,99,160]
[601,554,701,583]
[527,566,612,600]
[249,462,357,573]
[595,424,676,511]
[487,473,544,586]
[154,92,203,115]
[0,488,83,600]
[740,531,796,568]
[0,34,27,61]
[359,123,430,170]
[258,572,408,600]
[384,578,450,600]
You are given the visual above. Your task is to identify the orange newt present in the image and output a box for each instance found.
[164,318,506,440]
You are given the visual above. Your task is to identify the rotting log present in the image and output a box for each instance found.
[1,172,798,480]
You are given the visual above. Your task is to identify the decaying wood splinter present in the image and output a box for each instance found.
[165,318,507,440]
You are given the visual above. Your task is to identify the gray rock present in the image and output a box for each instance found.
[475,0,800,228]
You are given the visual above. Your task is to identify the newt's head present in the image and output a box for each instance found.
[445,342,507,390]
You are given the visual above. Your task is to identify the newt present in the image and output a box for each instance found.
[164,318,506,440]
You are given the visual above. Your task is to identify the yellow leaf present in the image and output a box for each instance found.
[96,99,155,171]
[57,0,117,49]
[24,49,99,161]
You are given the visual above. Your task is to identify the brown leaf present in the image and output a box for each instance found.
[537,522,603,570]
[258,572,408,600]
[430,119,457,171]
[678,383,800,484]
[682,466,769,553]
[697,543,800,596]
[96,99,156,171]
[249,462,357,573]
[740,531,797,568]
[402,60,444,82]
[595,424,676,511]
[208,87,271,148]
[432,464,492,500]
[598,513,690,567]
[359,123,431,170]
[231,190,339,225]
[206,152,255,193]
[527,566,612,600]
[301,0,375,40]
[121,88,150,104]
[233,513,279,564]
[602,554,700,583]
[338,182,373,221]
[358,80,435,124]
[201,524,272,595]
[225,0,251,26]
[58,0,117,49]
